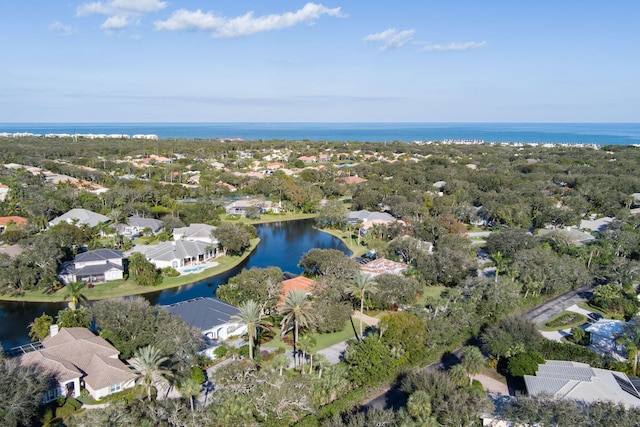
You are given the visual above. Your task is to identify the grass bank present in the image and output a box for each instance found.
[223,212,317,225]
[316,227,369,258]
[0,239,259,303]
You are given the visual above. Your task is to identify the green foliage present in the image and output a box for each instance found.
[127,252,162,286]
[545,312,586,329]
[213,222,252,256]
[216,267,283,310]
[57,307,92,328]
[481,316,544,359]
[160,266,180,277]
[367,273,422,309]
[343,335,398,386]
[29,313,53,341]
[298,249,360,280]
[0,357,53,427]
[507,351,545,377]
[92,296,204,371]
[380,312,428,365]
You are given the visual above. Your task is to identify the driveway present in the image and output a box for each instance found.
[525,284,595,325]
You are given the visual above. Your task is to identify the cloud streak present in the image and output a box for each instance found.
[154,3,344,37]
[49,21,76,36]
[420,41,486,52]
[363,28,415,51]
[77,0,167,31]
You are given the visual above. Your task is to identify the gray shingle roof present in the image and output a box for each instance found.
[145,240,211,262]
[524,360,640,408]
[74,249,123,263]
[49,209,110,228]
[163,297,239,331]
[128,215,162,230]
[348,210,396,223]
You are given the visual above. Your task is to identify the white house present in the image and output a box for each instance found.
[143,240,215,270]
[20,326,135,402]
[58,249,124,284]
[49,208,110,228]
[585,319,627,359]
[118,215,163,238]
[173,223,218,246]
[163,297,247,355]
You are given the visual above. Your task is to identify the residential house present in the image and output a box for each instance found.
[524,360,640,408]
[164,297,247,342]
[280,276,316,302]
[58,249,125,284]
[143,240,215,270]
[118,215,163,238]
[49,208,110,228]
[585,319,627,359]
[20,326,135,402]
[347,210,399,232]
[173,223,218,246]
[225,199,276,216]
[338,175,367,185]
[297,155,317,163]
[580,216,614,232]
[0,184,9,201]
[0,215,28,233]
[360,258,408,277]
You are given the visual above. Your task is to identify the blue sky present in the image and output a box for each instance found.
[2,1,639,122]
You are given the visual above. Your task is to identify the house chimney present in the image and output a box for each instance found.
[50,324,59,337]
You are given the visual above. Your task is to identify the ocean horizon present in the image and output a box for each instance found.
[1,122,640,146]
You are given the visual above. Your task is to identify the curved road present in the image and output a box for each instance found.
[364,283,596,410]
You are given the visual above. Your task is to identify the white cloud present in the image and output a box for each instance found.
[363,28,415,51]
[77,0,166,32]
[420,41,486,52]
[154,2,344,37]
[49,21,76,36]
[100,15,133,31]
[77,0,167,16]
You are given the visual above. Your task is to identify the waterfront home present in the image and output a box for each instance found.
[49,208,110,228]
[225,199,276,216]
[164,297,247,343]
[524,360,640,408]
[143,240,215,270]
[347,209,398,231]
[58,249,124,284]
[20,326,135,402]
[173,223,219,247]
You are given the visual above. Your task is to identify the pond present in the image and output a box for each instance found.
[0,219,350,350]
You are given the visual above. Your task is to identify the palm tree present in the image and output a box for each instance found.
[178,378,201,411]
[271,353,290,376]
[491,251,506,283]
[129,345,174,401]
[64,281,88,310]
[347,272,378,340]
[297,334,317,374]
[278,289,315,367]
[230,299,271,360]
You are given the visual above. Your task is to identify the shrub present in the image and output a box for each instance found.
[161,266,180,277]
[507,351,545,377]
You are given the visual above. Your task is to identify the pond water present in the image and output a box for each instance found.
[0,219,350,350]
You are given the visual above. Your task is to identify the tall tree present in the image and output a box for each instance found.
[278,289,315,366]
[0,358,53,427]
[129,345,174,401]
[230,299,270,360]
[347,272,378,339]
[63,281,88,310]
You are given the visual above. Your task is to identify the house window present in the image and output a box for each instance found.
[109,383,122,393]
[45,388,59,402]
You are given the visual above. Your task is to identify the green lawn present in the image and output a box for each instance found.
[222,212,317,225]
[540,310,588,332]
[317,227,369,257]
[0,239,260,303]
[263,319,357,351]
[416,285,447,305]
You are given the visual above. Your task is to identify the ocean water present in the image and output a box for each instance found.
[1,122,640,145]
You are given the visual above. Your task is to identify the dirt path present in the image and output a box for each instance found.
[352,311,380,326]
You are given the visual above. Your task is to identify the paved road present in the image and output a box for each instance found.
[364,284,597,410]
[524,284,595,325]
